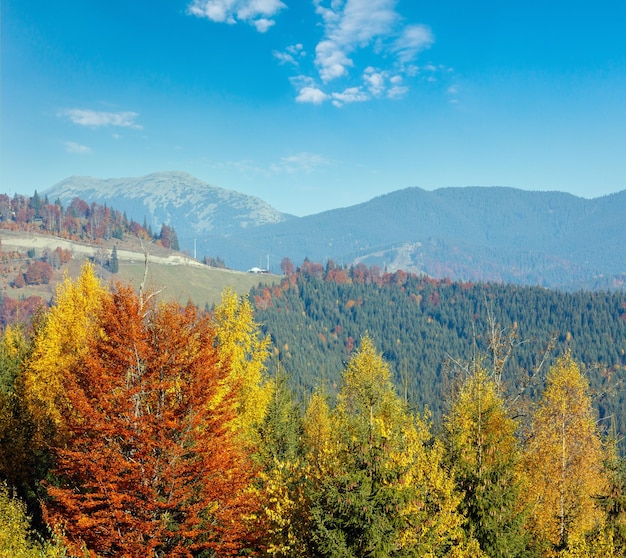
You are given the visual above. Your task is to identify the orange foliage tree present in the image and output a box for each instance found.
[44,284,261,557]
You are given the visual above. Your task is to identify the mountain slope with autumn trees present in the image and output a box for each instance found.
[0,190,281,325]
[250,262,626,444]
[218,186,626,289]
[1,264,625,556]
[43,173,626,290]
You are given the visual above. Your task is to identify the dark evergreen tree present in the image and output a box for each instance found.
[443,365,529,556]
[31,190,41,217]
[109,245,119,273]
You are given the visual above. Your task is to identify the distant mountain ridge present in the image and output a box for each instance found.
[208,186,626,289]
[44,171,293,251]
[44,173,626,290]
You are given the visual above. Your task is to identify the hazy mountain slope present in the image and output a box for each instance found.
[43,173,626,289]
[44,171,293,252]
[213,187,626,288]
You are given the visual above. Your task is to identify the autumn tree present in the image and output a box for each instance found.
[0,483,67,558]
[256,365,309,556]
[523,353,608,555]
[280,257,294,276]
[23,262,107,429]
[24,261,53,285]
[213,288,272,444]
[443,364,529,556]
[303,336,478,556]
[44,284,261,557]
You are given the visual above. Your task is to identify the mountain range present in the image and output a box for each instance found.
[44,172,626,290]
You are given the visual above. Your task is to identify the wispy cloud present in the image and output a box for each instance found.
[214,152,329,176]
[187,0,285,32]
[331,86,368,107]
[393,24,434,64]
[271,152,330,173]
[60,109,142,129]
[64,141,92,154]
[273,43,306,66]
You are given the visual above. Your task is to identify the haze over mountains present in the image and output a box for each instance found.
[44,172,626,290]
[46,171,292,238]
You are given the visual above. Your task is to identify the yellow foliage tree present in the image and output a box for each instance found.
[213,288,272,442]
[303,336,480,556]
[0,483,68,558]
[443,366,528,556]
[0,325,29,395]
[23,262,108,429]
[524,353,608,556]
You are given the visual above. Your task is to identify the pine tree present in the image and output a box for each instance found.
[304,336,477,556]
[109,245,119,273]
[599,436,626,555]
[443,364,529,556]
[256,365,309,556]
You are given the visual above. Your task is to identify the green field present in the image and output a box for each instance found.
[114,261,279,308]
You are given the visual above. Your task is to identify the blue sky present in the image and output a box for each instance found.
[2,0,625,216]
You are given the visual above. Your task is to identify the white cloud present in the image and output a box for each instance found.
[272,152,329,174]
[281,0,438,107]
[393,24,434,64]
[315,39,353,82]
[312,0,399,83]
[331,86,368,107]
[65,141,92,154]
[60,109,142,129]
[187,0,285,32]
[296,86,329,104]
[273,43,305,66]
[387,85,408,99]
[363,67,387,97]
[253,18,275,32]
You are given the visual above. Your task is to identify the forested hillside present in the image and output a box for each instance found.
[211,186,626,289]
[250,262,626,438]
[0,191,183,326]
[0,191,178,248]
[1,265,626,556]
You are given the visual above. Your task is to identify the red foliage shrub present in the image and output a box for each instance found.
[25,260,54,285]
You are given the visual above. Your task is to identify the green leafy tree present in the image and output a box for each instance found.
[0,325,49,529]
